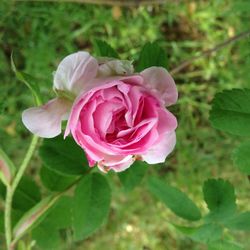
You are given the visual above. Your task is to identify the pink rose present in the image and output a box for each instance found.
[22,52,178,172]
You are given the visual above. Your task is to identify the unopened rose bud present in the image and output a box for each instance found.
[0,148,15,186]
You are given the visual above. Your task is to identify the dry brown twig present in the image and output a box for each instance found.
[15,0,168,6]
[12,1,250,75]
[170,30,250,75]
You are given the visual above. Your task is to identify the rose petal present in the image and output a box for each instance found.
[117,127,159,154]
[65,77,143,137]
[93,100,123,138]
[83,75,144,93]
[85,153,96,167]
[156,108,178,135]
[108,158,134,172]
[98,59,134,77]
[22,98,71,138]
[141,132,176,164]
[141,67,178,106]
[53,51,98,94]
[75,123,114,158]
[98,155,134,173]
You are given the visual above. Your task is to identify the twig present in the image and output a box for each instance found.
[15,0,167,6]
[170,30,250,76]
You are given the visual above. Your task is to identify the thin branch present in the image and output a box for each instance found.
[15,0,167,6]
[4,136,39,250]
[170,30,250,76]
[11,136,39,192]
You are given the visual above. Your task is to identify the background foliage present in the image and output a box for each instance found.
[0,0,250,249]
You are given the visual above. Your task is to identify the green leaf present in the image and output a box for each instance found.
[0,147,16,186]
[32,196,73,250]
[32,226,60,250]
[210,89,250,136]
[0,181,5,199]
[232,141,250,174]
[189,224,223,243]
[13,195,59,241]
[13,176,41,212]
[93,39,119,58]
[225,212,250,231]
[0,211,3,233]
[40,166,77,192]
[174,223,223,244]
[39,136,89,176]
[72,173,111,240]
[0,209,23,234]
[42,196,73,230]
[208,240,243,250]
[118,161,148,191]
[136,42,168,71]
[16,240,35,250]
[203,179,237,221]
[11,54,42,106]
[147,177,201,221]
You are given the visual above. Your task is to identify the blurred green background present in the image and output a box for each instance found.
[0,0,250,249]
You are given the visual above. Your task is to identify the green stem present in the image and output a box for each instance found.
[6,135,90,249]
[12,136,39,192]
[4,185,12,250]
[4,135,39,250]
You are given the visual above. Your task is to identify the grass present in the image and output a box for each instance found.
[0,0,250,249]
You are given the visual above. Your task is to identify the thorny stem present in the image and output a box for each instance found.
[4,136,39,250]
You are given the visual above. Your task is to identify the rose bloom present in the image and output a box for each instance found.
[23,52,178,172]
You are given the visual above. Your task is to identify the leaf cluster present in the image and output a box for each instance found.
[210,89,250,175]
[148,177,250,250]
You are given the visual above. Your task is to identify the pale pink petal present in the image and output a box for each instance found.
[53,51,98,94]
[22,98,71,138]
[98,155,134,173]
[141,67,178,106]
[109,158,134,172]
[142,132,176,164]
[83,75,144,93]
[156,108,178,135]
[97,59,134,77]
